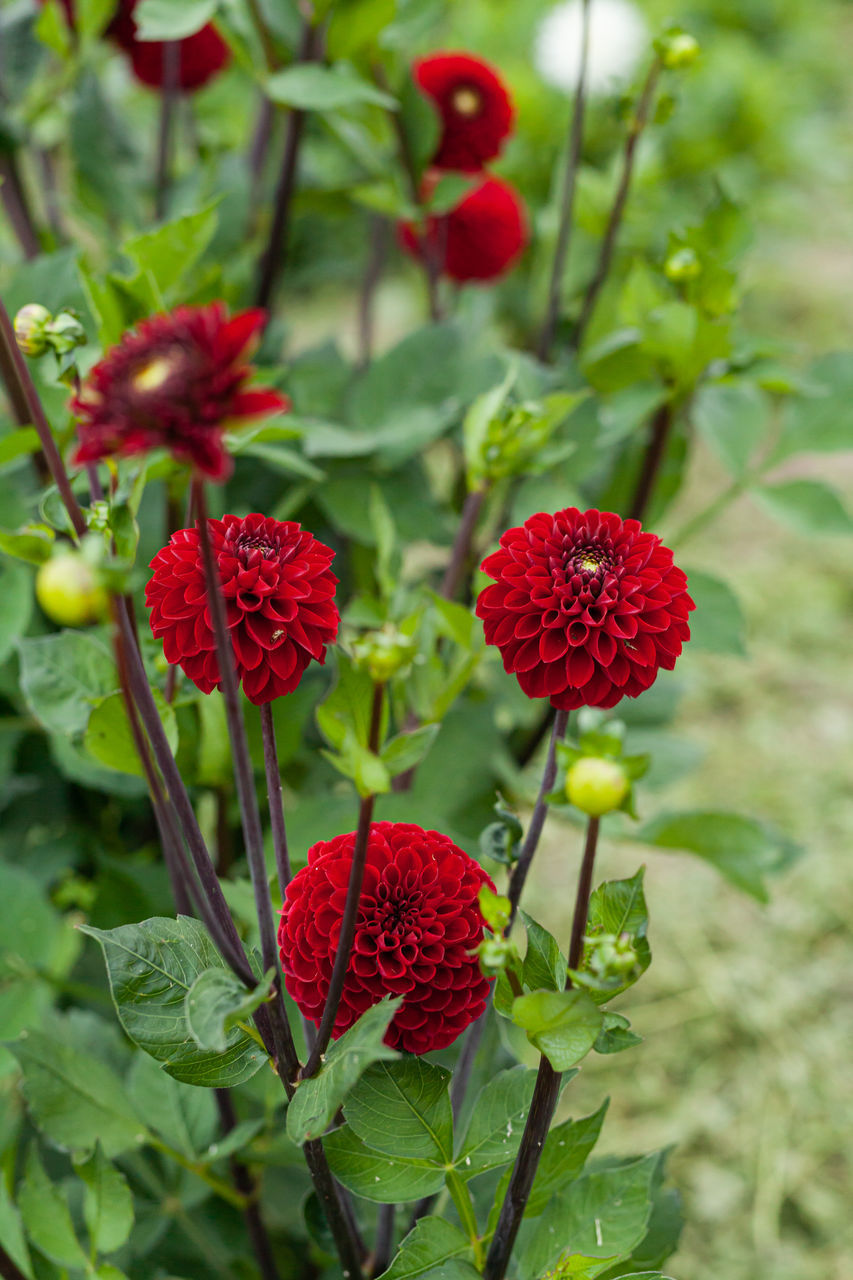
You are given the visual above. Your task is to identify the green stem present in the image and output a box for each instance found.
[446,1169,484,1270]
[148,1137,250,1211]
[669,477,746,548]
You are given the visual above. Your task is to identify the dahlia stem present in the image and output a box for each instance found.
[0,295,87,538]
[507,708,569,924]
[246,0,280,70]
[301,680,384,1078]
[0,150,40,259]
[573,56,662,349]
[357,215,390,370]
[483,814,601,1280]
[255,19,322,311]
[440,487,487,601]
[536,0,591,362]
[372,1203,396,1277]
[154,41,180,220]
[627,400,674,522]
[215,1090,282,1280]
[260,701,291,896]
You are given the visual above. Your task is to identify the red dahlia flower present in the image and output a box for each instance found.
[278,822,494,1055]
[72,304,287,482]
[399,173,528,283]
[414,52,515,172]
[146,514,339,705]
[477,508,694,710]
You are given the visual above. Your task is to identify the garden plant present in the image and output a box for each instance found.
[0,1,851,1279]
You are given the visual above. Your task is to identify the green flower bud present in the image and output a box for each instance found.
[565,756,630,817]
[352,627,416,683]
[36,551,109,627]
[664,246,702,282]
[660,31,700,69]
[46,309,87,355]
[14,304,52,358]
[586,931,639,980]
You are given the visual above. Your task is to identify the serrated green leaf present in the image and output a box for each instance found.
[324,1125,446,1202]
[520,912,567,993]
[594,1013,643,1055]
[81,917,267,1087]
[76,1145,135,1255]
[286,998,401,1145]
[18,1146,88,1269]
[635,811,801,901]
[185,968,273,1054]
[454,1066,536,1178]
[380,724,439,776]
[511,990,603,1072]
[343,1058,453,1163]
[377,1216,475,1278]
[18,631,117,735]
[85,688,178,778]
[585,871,651,1002]
[122,202,219,295]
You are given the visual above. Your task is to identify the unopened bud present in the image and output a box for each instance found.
[664,246,702,282]
[352,627,416,684]
[46,309,87,355]
[660,31,700,69]
[36,551,109,627]
[14,304,52,357]
[586,931,639,980]
[565,756,630,817]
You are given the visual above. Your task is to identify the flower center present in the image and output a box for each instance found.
[130,353,181,393]
[452,86,482,116]
[571,545,611,576]
[237,533,279,559]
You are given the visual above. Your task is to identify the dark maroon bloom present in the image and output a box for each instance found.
[399,172,528,283]
[477,508,694,710]
[72,304,287,482]
[146,514,339,705]
[278,822,495,1055]
[414,52,515,172]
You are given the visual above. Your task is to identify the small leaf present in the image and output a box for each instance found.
[0,523,54,565]
[76,1145,135,1255]
[683,569,746,656]
[123,202,219,293]
[0,1181,33,1280]
[185,968,274,1054]
[511,990,603,1072]
[18,1147,88,1269]
[594,1012,643,1055]
[266,63,396,111]
[380,724,440,777]
[520,912,567,993]
[286,998,401,1145]
[753,479,853,536]
[377,1216,474,1279]
[636,810,801,901]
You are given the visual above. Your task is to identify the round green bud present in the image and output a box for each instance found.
[14,304,52,358]
[352,627,416,684]
[36,552,109,627]
[661,32,700,69]
[565,756,630,817]
[664,247,701,282]
[46,310,87,354]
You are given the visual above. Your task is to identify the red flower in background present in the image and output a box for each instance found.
[146,514,339,705]
[72,304,287,481]
[477,508,694,710]
[399,173,527,282]
[279,822,494,1055]
[414,52,515,172]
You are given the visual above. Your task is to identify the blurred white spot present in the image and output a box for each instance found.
[533,0,648,95]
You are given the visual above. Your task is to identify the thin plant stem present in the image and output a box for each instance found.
[148,1136,249,1210]
[627,400,674,521]
[573,57,662,348]
[357,215,390,369]
[37,148,66,244]
[372,1203,396,1278]
[0,151,40,258]
[246,0,279,70]
[260,701,291,897]
[216,1090,282,1280]
[250,94,275,204]
[155,41,180,220]
[537,0,591,361]
[0,295,87,537]
[483,815,602,1280]
[440,487,487,601]
[507,708,569,923]
[669,476,744,549]
[302,681,383,1077]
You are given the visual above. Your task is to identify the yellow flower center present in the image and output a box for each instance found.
[452,87,482,117]
[131,355,178,393]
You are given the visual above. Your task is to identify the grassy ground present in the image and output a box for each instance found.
[527,453,853,1279]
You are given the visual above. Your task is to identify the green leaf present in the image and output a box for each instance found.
[0,523,54,565]
[0,562,31,665]
[525,1100,610,1216]
[369,483,397,599]
[377,1216,475,1279]
[692,381,768,476]
[80,917,267,1086]
[133,0,217,40]
[753,479,853,536]
[76,0,116,37]
[185,968,274,1054]
[76,1145,135,1255]
[584,869,651,1001]
[343,1058,453,1163]
[266,64,396,111]
[18,1146,88,1269]
[636,810,802,901]
[123,202,220,296]
[126,1053,216,1160]
[0,428,40,469]
[316,651,378,751]
[398,71,442,178]
[774,352,853,459]
[520,912,567,993]
[286,998,401,1145]
[5,1029,146,1158]
[511,990,603,1072]
[84,688,178,777]
[380,724,440,777]
[18,631,117,735]
[594,1013,643,1055]
[35,0,72,56]
[327,0,396,58]
[0,1181,33,1280]
[324,1125,446,1202]
[454,1066,536,1178]
[683,569,746,655]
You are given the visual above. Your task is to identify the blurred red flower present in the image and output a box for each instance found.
[146,514,339,705]
[414,51,515,172]
[279,822,494,1055]
[72,304,287,482]
[399,172,527,282]
[477,507,694,709]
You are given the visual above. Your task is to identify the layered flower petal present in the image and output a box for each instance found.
[399,173,528,283]
[414,52,515,171]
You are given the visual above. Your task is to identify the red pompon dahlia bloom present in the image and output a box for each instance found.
[414,52,515,172]
[399,173,528,283]
[477,508,694,710]
[146,514,339,705]
[278,822,495,1055]
[72,304,287,482]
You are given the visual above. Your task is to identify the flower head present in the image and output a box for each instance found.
[477,508,694,709]
[414,52,515,172]
[533,0,648,96]
[146,514,339,705]
[278,822,494,1055]
[72,304,287,481]
[399,173,527,283]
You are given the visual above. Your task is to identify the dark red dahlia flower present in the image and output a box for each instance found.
[399,173,528,283]
[278,822,494,1055]
[146,514,339,705]
[72,304,287,482]
[477,508,694,710]
[414,52,515,172]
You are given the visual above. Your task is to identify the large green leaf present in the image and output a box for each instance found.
[377,1216,476,1279]
[5,1028,146,1157]
[76,1146,135,1255]
[636,810,801,901]
[753,479,853,536]
[511,990,603,1072]
[683,569,746,656]
[323,1124,446,1202]
[81,917,267,1086]
[286,998,401,1145]
[773,352,853,459]
[18,631,117,735]
[454,1066,536,1178]
[126,1053,217,1159]
[84,688,178,777]
[343,1058,453,1162]
[692,380,767,476]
